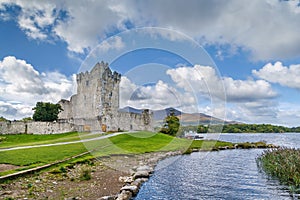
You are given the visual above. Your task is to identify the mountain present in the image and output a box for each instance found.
[119,106,143,114]
[119,106,238,125]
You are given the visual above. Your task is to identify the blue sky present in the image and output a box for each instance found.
[0,0,300,127]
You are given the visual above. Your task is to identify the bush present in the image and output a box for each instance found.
[0,136,6,142]
[80,168,92,181]
[257,148,300,190]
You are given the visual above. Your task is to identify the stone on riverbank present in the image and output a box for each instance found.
[120,185,139,196]
[133,170,149,179]
[116,190,132,200]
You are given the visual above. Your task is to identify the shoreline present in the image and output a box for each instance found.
[0,141,277,199]
[102,151,182,200]
[101,142,278,200]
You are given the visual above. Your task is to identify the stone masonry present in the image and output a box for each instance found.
[58,61,153,132]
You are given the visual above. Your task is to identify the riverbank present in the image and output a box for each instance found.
[0,151,180,199]
[0,132,277,199]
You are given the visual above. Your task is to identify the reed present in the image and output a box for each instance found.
[257,147,300,190]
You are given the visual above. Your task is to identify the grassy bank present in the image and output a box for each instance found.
[257,148,300,192]
[0,132,98,148]
[0,131,274,177]
[0,132,234,174]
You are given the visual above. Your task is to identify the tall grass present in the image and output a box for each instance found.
[257,147,300,190]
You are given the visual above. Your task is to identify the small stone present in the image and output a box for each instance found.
[120,185,139,196]
[0,190,12,195]
[131,178,148,188]
[98,196,115,200]
[136,165,153,173]
[52,181,57,185]
[133,170,149,179]
[117,190,132,200]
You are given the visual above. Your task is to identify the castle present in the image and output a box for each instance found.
[58,61,153,132]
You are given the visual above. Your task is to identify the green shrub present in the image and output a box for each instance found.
[0,136,6,142]
[257,147,300,191]
[79,168,91,181]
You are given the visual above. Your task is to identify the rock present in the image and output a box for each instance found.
[120,185,139,196]
[136,165,153,173]
[65,197,80,200]
[119,176,134,183]
[116,190,132,200]
[133,170,149,179]
[132,178,148,188]
[0,190,12,195]
[98,196,115,200]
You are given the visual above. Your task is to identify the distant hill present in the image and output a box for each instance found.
[119,106,238,126]
[119,106,143,114]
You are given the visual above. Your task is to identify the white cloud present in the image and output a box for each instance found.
[225,101,300,127]
[277,103,300,127]
[253,62,300,90]
[53,1,128,53]
[0,56,75,120]
[167,65,277,102]
[0,56,47,95]
[119,76,197,112]
[1,0,300,60]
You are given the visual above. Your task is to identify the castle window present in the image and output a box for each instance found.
[86,80,89,86]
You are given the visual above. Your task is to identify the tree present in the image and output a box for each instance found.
[21,117,32,122]
[32,102,63,122]
[160,110,180,136]
[0,116,8,122]
[197,125,208,133]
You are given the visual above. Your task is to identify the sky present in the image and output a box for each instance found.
[0,0,300,127]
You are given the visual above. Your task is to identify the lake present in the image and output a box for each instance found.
[135,133,300,200]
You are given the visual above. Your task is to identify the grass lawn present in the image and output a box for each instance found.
[0,131,236,176]
[0,132,103,148]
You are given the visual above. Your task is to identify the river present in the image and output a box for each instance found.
[135,133,300,200]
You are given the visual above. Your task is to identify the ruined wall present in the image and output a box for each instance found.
[58,99,72,119]
[58,61,153,133]
[0,121,76,135]
[116,110,154,131]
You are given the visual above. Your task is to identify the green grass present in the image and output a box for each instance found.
[0,143,87,166]
[108,131,191,153]
[0,132,103,148]
[189,140,233,150]
[257,147,300,192]
[0,131,237,176]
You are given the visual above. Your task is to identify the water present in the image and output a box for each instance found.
[135,133,300,200]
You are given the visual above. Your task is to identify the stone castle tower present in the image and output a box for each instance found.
[58,61,153,132]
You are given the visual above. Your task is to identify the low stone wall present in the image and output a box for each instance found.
[0,121,76,135]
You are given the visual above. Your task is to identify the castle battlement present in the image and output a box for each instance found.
[58,62,153,132]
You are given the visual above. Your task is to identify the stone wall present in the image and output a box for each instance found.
[58,61,153,133]
[0,121,76,135]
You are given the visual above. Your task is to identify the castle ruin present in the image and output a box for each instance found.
[58,61,153,132]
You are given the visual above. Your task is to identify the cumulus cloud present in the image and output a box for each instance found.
[119,76,197,112]
[0,56,75,120]
[225,101,300,127]
[1,0,300,60]
[167,65,277,102]
[253,62,300,90]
